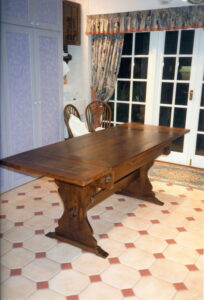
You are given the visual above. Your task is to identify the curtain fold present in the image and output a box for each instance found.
[92,33,124,101]
[86,5,204,35]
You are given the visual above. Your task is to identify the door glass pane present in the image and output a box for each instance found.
[177,57,192,80]
[201,84,204,107]
[116,103,129,122]
[134,32,150,55]
[132,105,145,123]
[163,57,176,80]
[122,34,133,55]
[175,83,189,105]
[110,91,115,100]
[173,108,186,128]
[171,136,184,152]
[164,31,178,54]
[108,101,114,121]
[118,58,131,78]
[198,110,204,131]
[132,82,146,102]
[180,30,195,55]
[196,134,204,156]
[159,107,171,126]
[133,58,148,78]
[161,83,173,104]
[117,81,130,101]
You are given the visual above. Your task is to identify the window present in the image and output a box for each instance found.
[109,32,150,125]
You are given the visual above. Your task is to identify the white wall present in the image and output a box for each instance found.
[88,0,191,15]
[63,0,91,108]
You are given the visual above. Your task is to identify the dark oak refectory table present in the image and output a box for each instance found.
[0,123,189,258]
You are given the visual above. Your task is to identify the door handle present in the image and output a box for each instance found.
[189,90,193,100]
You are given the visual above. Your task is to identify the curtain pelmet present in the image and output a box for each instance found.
[86,5,204,35]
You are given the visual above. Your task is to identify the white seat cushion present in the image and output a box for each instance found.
[69,114,89,137]
[95,127,104,131]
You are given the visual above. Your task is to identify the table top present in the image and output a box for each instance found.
[0,123,189,186]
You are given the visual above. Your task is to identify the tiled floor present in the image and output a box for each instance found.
[0,177,203,300]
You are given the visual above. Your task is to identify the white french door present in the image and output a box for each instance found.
[110,29,204,168]
[153,29,204,168]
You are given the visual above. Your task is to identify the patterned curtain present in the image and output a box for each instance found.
[92,33,124,101]
[86,5,204,35]
[89,5,204,102]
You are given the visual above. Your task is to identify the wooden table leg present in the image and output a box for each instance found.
[46,180,109,258]
[117,161,164,206]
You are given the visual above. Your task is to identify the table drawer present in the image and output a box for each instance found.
[113,146,166,182]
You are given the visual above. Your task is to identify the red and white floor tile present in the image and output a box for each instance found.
[0,177,203,299]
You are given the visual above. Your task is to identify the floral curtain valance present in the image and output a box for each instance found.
[86,5,204,35]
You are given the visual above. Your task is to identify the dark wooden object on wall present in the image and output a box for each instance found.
[0,123,189,258]
[85,100,112,132]
[63,0,81,46]
[64,104,81,138]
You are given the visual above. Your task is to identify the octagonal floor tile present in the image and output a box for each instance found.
[27,289,66,300]
[72,253,109,275]
[196,256,203,271]
[1,276,36,300]
[163,211,188,228]
[3,226,34,243]
[164,244,198,265]
[40,192,61,204]
[25,199,51,213]
[176,232,203,249]
[112,198,139,214]
[97,238,126,258]
[43,206,63,219]
[87,205,106,217]
[1,248,34,269]
[101,209,126,223]
[0,219,14,234]
[150,259,188,283]
[108,226,138,243]
[23,258,60,281]
[47,243,81,263]
[5,207,34,222]
[119,248,155,269]
[101,264,140,289]
[89,218,113,235]
[24,215,54,230]
[50,269,89,296]
[123,215,151,231]
[133,276,176,300]
[134,205,164,221]
[23,235,57,252]
[184,270,203,293]
[173,289,203,300]
[185,218,204,235]
[1,265,10,283]
[135,235,167,253]
[0,238,12,256]
[80,281,122,300]
[148,223,178,239]
[98,194,121,207]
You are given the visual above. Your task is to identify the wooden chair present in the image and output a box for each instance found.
[85,100,112,132]
[64,104,81,138]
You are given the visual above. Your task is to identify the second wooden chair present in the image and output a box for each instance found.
[85,100,112,132]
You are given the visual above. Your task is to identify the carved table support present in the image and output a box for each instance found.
[117,161,164,206]
[46,180,108,258]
